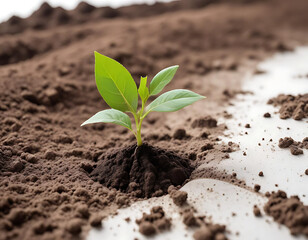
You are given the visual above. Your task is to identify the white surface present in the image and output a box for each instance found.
[88,179,304,240]
[0,0,174,23]
[210,47,308,203]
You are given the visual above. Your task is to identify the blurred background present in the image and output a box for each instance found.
[0,0,173,23]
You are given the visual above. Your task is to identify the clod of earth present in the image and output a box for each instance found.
[278,137,306,155]
[193,223,228,240]
[253,205,262,217]
[182,210,200,227]
[268,94,308,120]
[136,206,171,236]
[168,186,188,206]
[264,190,308,236]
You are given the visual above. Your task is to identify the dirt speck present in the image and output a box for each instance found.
[254,184,261,192]
[253,205,262,217]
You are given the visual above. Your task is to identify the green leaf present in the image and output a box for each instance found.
[81,109,132,130]
[149,65,179,96]
[145,89,205,114]
[95,51,138,113]
[138,76,149,102]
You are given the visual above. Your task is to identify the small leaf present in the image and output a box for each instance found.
[81,109,132,130]
[145,89,205,113]
[138,76,149,102]
[149,65,179,96]
[95,51,138,113]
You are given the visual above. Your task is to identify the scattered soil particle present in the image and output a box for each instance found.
[278,137,306,155]
[264,191,308,236]
[245,124,251,128]
[263,112,271,118]
[191,116,218,128]
[254,184,261,192]
[168,187,188,206]
[139,221,157,236]
[89,214,103,228]
[258,171,264,177]
[290,146,303,155]
[253,205,262,217]
[193,224,228,240]
[268,94,308,120]
[90,143,192,198]
[278,137,294,148]
[182,210,199,227]
[173,128,188,140]
[136,206,171,236]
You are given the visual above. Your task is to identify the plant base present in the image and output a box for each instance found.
[90,143,193,198]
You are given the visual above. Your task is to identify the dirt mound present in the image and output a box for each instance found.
[0,0,267,36]
[268,94,308,120]
[264,190,308,236]
[90,143,193,198]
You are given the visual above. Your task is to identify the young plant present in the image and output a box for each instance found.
[81,51,205,146]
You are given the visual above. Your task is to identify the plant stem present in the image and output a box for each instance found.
[132,111,142,146]
[136,126,142,146]
[133,99,147,146]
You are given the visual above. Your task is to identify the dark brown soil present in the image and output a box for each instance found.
[278,137,307,155]
[268,94,308,120]
[1,0,308,239]
[90,143,192,198]
[253,205,262,217]
[136,206,172,236]
[264,191,308,236]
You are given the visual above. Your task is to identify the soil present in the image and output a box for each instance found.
[90,143,192,198]
[168,186,188,206]
[268,94,308,120]
[253,205,262,217]
[278,137,307,155]
[193,223,228,240]
[182,209,200,227]
[136,206,172,236]
[264,191,308,237]
[1,0,308,239]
